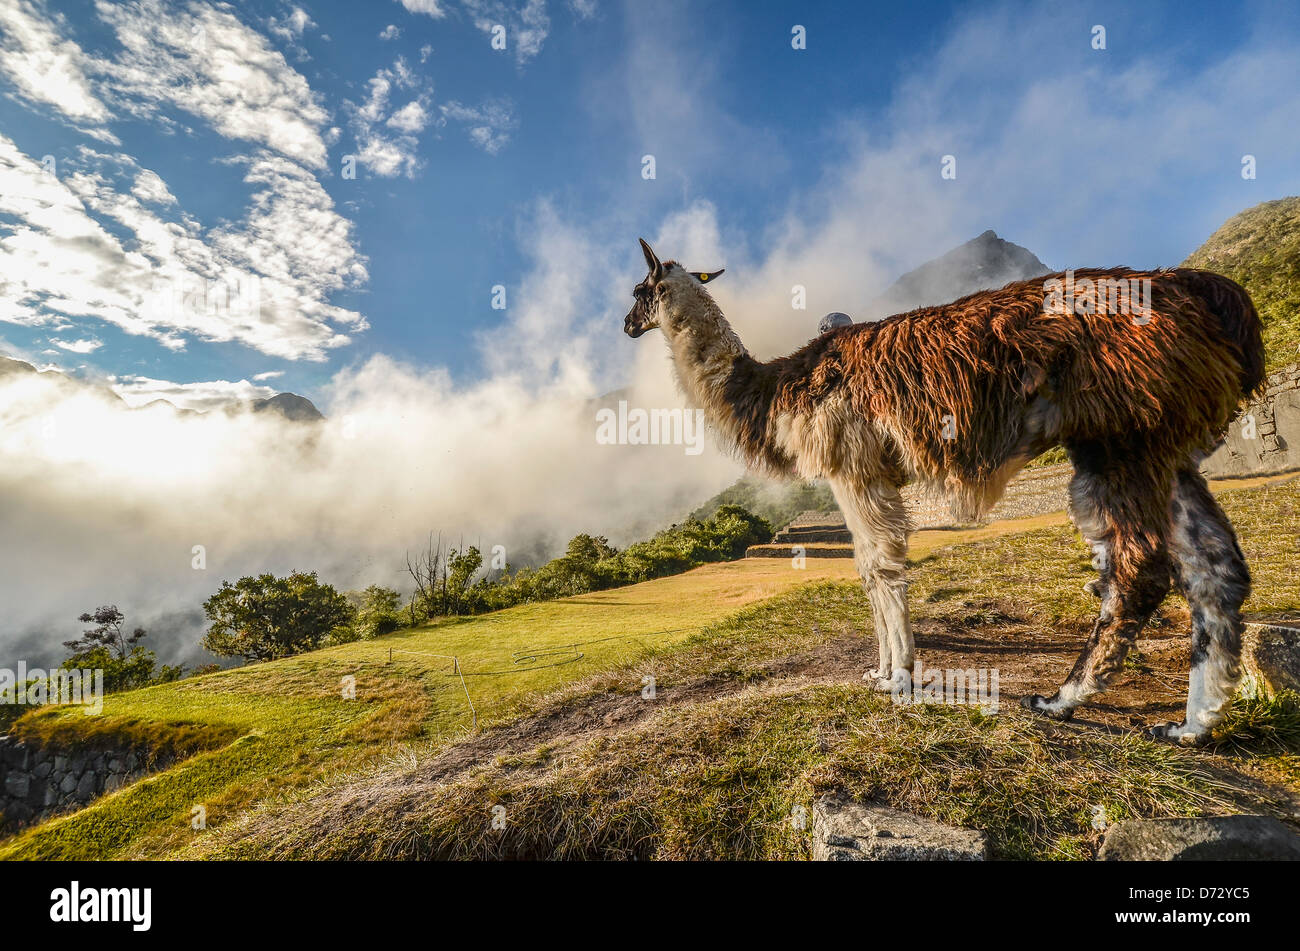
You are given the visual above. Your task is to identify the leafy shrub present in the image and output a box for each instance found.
[348,585,403,639]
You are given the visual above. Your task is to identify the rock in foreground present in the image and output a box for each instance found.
[812,794,988,861]
[1239,623,1300,700]
[1098,816,1300,861]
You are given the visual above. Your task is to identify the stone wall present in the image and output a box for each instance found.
[0,733,177,831]
[1203,363,1300,477]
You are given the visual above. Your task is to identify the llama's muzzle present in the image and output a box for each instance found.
[624,310,650,338]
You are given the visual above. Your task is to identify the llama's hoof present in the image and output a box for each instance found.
[863,670,894,693]
[1020,693,1074,720]
[1145,721,1211,747]
[863,669,912,695]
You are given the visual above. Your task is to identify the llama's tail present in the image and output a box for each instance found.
[1175,268,1267,399]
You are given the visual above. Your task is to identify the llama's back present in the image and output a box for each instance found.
[1047,269,1262,450]
[822,267,1263,488]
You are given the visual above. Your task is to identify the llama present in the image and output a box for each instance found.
[626,238,1266,745]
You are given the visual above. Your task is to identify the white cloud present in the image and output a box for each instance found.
[50,337,103,354]
[346,58,433,177]
[440,98,517,154]
[111,375,278,411]
[460,0,550,65]
[0,4,368,356]
[253,370,285,381]
[379,24,401,40]
[398,0,448,17]
[0,0,115,137]
[387,100,430,133]
[0,135,367,360]
[131,168,177,206]
[0,343,738,666]
[95,0,332,169]
[268,5,316,41]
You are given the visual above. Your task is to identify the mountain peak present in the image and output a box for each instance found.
[865,231,1051,318]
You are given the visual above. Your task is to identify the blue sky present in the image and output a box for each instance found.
[1,0,1298,408]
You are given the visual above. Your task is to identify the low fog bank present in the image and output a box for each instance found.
[0,358,743,667]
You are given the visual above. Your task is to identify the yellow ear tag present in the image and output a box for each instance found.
[699,273,708,281]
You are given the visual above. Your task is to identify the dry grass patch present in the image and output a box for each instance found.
[213,682,1271,861]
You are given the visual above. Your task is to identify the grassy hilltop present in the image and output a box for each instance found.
[1184,196,1300,373]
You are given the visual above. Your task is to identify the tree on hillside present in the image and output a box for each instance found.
[406,535,488,620]
[60,606,183,692]
[445,546,483,615]
[565,533,617,564]
[65,605,146,659]
[202,572,356,661]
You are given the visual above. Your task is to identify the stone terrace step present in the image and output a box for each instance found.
[786,510,846,528]
[772,527,854,544]
[745,543,854,559]
[753,510,854,558]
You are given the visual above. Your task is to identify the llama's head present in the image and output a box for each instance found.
[624,238,724,338]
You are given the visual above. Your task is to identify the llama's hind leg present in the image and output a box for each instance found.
[1148,466,1248,745]
[1022,447,1173,720]
[830,478,913,692]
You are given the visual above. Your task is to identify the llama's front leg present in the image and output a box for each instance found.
[863,565,914,693]
[864,585,893,681]
[831,478,914,691]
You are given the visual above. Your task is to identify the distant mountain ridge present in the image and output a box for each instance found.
[865,229,1052,318]
[0,354,324,421]
[250,392,324,422]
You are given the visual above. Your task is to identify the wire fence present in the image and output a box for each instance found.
[386,648,477,728]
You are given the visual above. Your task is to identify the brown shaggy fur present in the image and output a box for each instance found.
[627,241,1264,745]
[726,268,1262,501]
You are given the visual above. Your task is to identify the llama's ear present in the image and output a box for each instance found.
[639,238,663,280]
[694,269,725,284]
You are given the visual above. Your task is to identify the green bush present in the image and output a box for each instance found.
[348,585,403,639]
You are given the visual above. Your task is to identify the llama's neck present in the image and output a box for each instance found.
[661,290,787,473]
[662,292,747,407]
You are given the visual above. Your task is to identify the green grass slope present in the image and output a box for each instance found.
[1183,196,1300,373]
[0,559,849,859]
[689,475,838,526]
